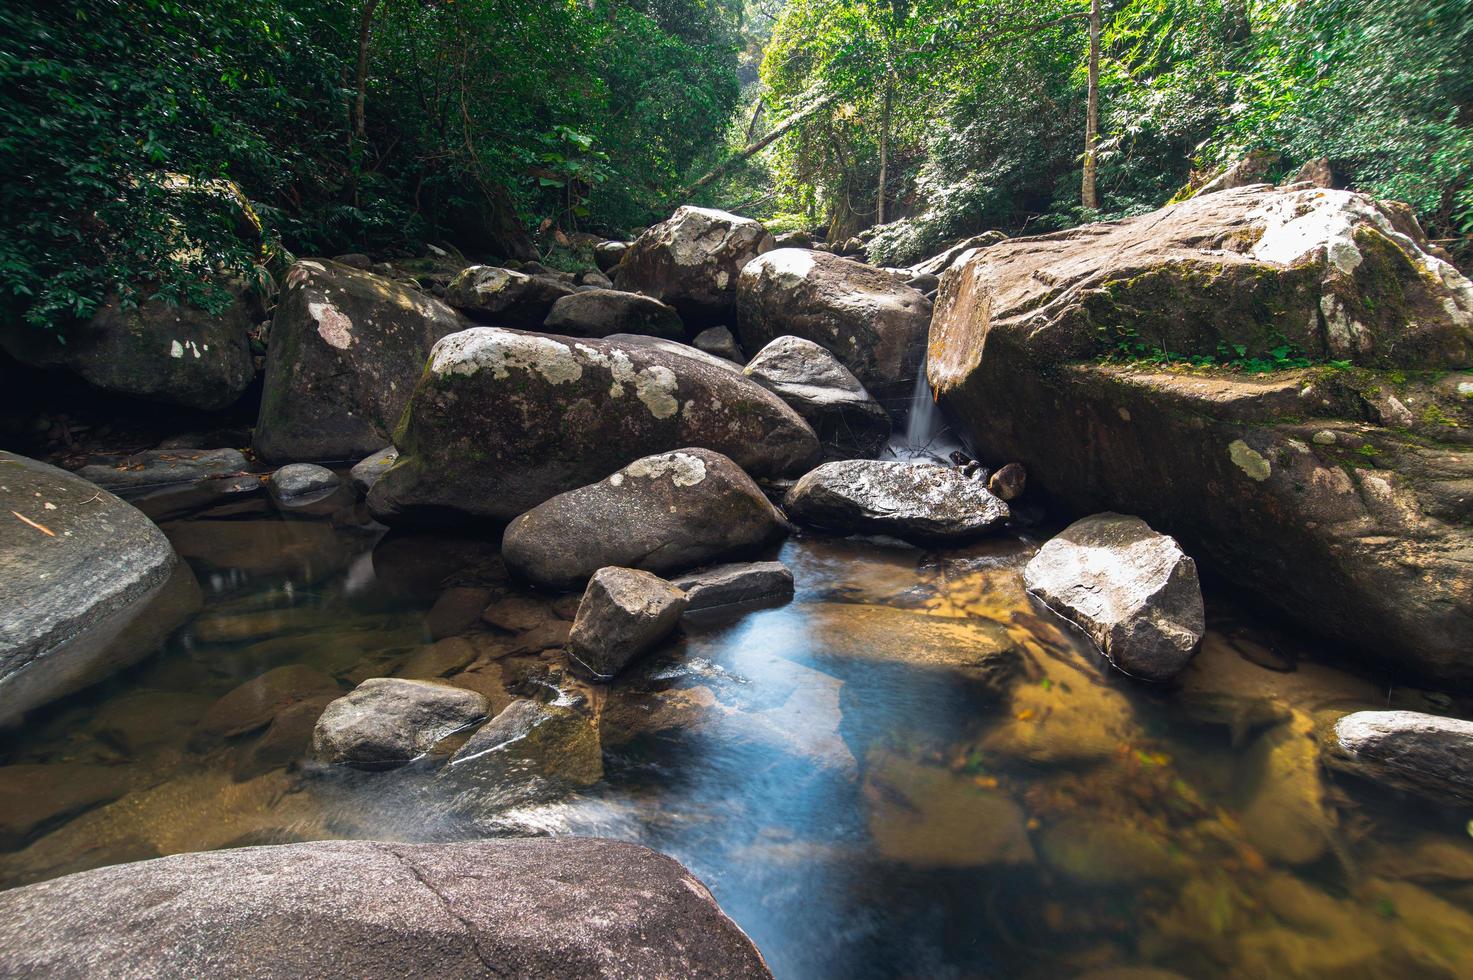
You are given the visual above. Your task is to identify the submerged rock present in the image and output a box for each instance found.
[670,561,795,611]
[735,248,932,396]
[783,460,1009,543]
[1237,712,1336,865]
[1039,817,1184,885]
[255,260,466,463]
[311,677,489,770]
[1330,710,1473,804]
[743,336,891,458]
[444,265,577,327]
[543,288,683,340]
[928,185,1473,685]
[0,838,773,978]
[1024,514,1204,682]
[568,568,688,681]
[367,328,818,524]
[444,699,603,803]
[0,764,133,850]
[614,206,775,324]
[195,665,340,741]
[1,453,195,725]
[502,449,786,590]
[76,448,251,491]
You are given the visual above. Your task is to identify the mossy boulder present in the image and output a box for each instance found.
[367,328,818,525]
[254,260,467,463]
[930,185,1473,686]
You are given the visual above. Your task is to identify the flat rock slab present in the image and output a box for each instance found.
[76,449,250,491]
[1024,513,1204,682]
[568,567,688,680]
[783,460,1009,543]
[312,677,489,769]
[1331,710,1473,804]
[1,452,187,724]
[0,838,772,978]
[671,561,795,611]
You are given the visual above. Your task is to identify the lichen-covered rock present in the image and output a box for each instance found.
[1023,514,1204,682]
[1330,710,1473,804]
[444,266,577,327]
[783,460,1009,543]
[930,185,1473,684]
[568,567,688,680]
[1,453,198,725]
[614,206,775,324]
[736,249,932,397]
[503,449,785,590]
[744,335,891,458]
[311,677,489,770]
[368,328,818,525]
[543,289,683,340]
[0,838,773,979]
[255,260,467,463]
[0,288,257,411]
[670,561,794,611]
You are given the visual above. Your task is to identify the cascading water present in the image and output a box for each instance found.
[888,355,958,462]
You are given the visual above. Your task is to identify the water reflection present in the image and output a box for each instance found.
[4,506,1473,978]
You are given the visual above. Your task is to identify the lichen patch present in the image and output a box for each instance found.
[1228,439,1271,481]
[309,301,354,350]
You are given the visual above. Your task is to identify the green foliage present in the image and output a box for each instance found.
[1100,329,1355,374]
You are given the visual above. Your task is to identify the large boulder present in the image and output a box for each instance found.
[368,328,818,525]
[254,260,467,463]
[1,453,199,725]
[543,289,683,340]
[0,838,772,978]
[1023,514,1205,682]
[614,206,775,325]
[503,449,785,590]
[783,460,1009,543]
[444,265,577,327]
[311,678,490,770]
[568,567,688,680]
[929,184,1473,685]
[735,249,933,397]
[0,288,257,411]
[743,335,890,458]
[1330,710,1473,804]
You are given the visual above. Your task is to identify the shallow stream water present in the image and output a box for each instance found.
[5,488,1473,978]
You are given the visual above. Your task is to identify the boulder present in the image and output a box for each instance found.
[503,449,785,590]
[542,289,683,340]
[774,230,814,249]
[743,336,891,458]
[567,568,688,680]
[670,561,794,611]
[987,462,1026,501]
[444,265,578,327]
[1023,514,1203,682]
[76,448,251,491]
[782,460,1009,543]
[736,249,932,396]
[444,699,603,802]
[928,185,1473,685]
[693,326,744,362]
[0,838,772,978]
[592,239,629,272]
[1331,710,1473,804]
[267,463,340,508]
[1,453,197,725]
[614,206,775,324]
[0,287,256,411]
[349,446,397,495]
[255,260,467,463]
[311,677,489,770]
[368,328,817,525]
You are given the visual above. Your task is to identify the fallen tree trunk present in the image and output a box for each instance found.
[675,92,837,201]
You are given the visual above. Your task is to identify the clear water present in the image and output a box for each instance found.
[5,494,1473,979]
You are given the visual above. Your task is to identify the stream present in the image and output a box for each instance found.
[4,484,1473,978]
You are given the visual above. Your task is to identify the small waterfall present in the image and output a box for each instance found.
[904,358,941,450]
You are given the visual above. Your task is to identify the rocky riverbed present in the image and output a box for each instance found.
[2,186,1473,978]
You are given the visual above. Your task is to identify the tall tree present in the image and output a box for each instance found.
[1081,0,1101,209]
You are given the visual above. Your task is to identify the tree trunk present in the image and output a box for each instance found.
[354,0,383,141]
[1081,0,1101,210]
[877,77,892,225]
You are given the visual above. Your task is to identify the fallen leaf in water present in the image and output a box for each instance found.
[1015,708,1035,721]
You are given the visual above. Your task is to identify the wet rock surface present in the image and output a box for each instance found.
[502,449,786,590]
[743,335,890,458]
[311,677,489,769]
[367,327,818,524]
[1023,514,1204,682]
[670,561,794,611]
[567,567,688,680]
[784,460,1009,543]
[444,699,603,803]
[0,838,772,979]
[614,206,775,324]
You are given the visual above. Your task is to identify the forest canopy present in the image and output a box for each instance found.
[1,0,1469,331]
